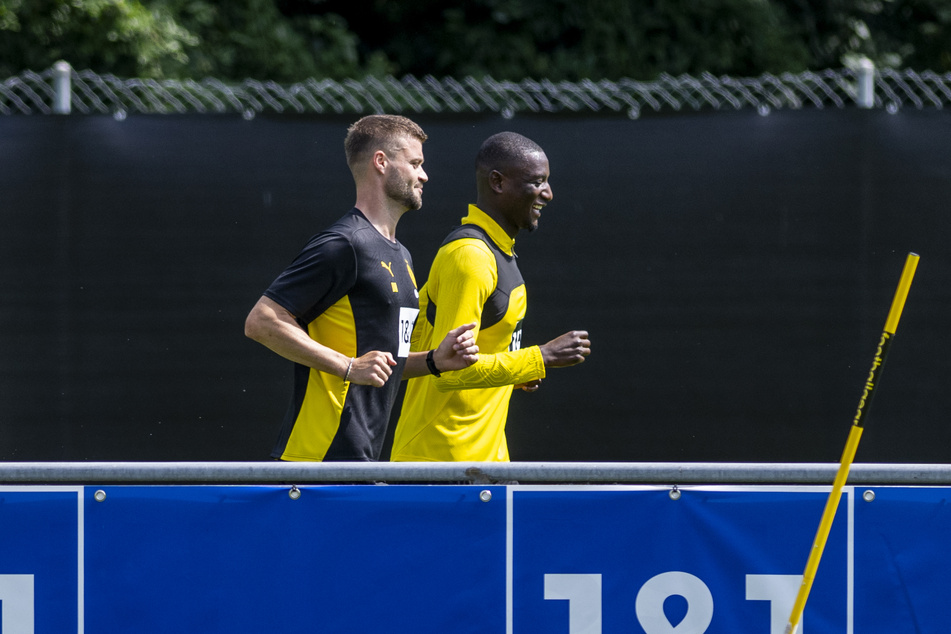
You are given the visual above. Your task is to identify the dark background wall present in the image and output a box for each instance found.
[2,109,949,463]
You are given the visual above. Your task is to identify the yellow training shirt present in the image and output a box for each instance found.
[392,205,545,462]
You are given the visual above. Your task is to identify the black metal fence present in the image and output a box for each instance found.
[2,86,950,465]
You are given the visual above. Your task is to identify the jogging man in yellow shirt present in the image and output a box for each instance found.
[392,131,591,462]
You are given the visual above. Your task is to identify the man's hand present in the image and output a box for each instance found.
[539,330,591,368]
[432,322,480,372]
[348,351,397,387]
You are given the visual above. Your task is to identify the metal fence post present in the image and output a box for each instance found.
[856,58,875,109]
[52,61,72,114]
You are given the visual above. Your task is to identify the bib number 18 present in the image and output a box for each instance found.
[398,307,420,358]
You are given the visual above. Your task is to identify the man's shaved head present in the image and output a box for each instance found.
[475,131,545,176]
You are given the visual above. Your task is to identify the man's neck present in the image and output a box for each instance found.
[473,200,517,239]
[354,194,403,242]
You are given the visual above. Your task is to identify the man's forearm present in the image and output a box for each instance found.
[431,346,545,391]
[245,297,350,377]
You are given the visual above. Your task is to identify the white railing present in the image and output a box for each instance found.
[2,462,950,484]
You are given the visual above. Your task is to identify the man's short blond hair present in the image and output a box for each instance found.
[344,115,428,171]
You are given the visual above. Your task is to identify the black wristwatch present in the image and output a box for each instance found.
[426,349,441,377]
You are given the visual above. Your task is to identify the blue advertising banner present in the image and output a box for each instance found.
[1,483,950,633]
[511,486,850,634]
[84,485,507,633]
[0,487,83,633]
[853,486,951,633]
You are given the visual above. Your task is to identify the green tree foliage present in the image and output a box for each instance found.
[782,0,951,71]
[296,0,951,77]
[322,0,812,80]
[0,0,195,78]
[0,0,379,80]
[850,0,951,71]
[1,0,949,79]
[150,0,387,80]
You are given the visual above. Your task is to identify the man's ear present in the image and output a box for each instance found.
[489,169,505,194]
[372,150,388,175]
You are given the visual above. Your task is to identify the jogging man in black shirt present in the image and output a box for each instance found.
[245,115,478,461]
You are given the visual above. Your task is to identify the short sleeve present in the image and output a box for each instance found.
[263,232,357,324]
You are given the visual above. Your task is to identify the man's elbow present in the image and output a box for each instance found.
[244,305,268,342]
[244,314,259,342]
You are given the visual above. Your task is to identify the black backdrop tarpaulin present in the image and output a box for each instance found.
[2,109,949,462]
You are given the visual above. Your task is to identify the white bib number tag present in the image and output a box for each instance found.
[509,320,524,352]
[398,307,420,358]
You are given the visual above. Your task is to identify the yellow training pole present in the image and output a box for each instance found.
[784,252,919,634]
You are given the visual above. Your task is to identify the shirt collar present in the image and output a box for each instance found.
[461,204,516,256]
